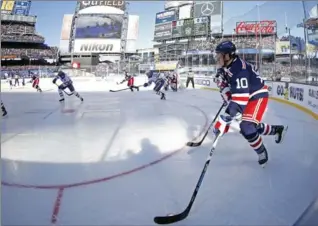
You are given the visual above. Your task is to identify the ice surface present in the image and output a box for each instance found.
[1,89,318,225]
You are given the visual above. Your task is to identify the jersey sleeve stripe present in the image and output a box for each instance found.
[232,93,250,97]
[232,96,249,101]
[250,86,269,97]
[231,100,248,106]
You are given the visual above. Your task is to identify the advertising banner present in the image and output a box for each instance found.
[286,83,318,115]
[74,39,121,53]
[236,20,277,35]
[193,1,222,34]
[308,31,318,46]
[60,14,74,40]
[194,17,208,36]
[127,15,139,40]
[153,22,172,41]
[13,0,30,15]
[164,1,192,10]
[275,41,300,55]
[172,18,194,38]
[155,61,178,70]
[308,86,318,114]
[155,10,176,24]
[194,78,211,87]
[78,1,125,11]
[75,14,123,39]
[193,1,221,18]
[273,82,289,101]
[179,5,192,19]
[1,0,15,14]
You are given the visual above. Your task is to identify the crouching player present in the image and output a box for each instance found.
[29,73,42,92]
[212,41,288,167]
[144,71,167,100]
[118,72,139,92]
[52,71,84,102]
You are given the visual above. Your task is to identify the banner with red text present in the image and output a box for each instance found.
[235,20,277,35]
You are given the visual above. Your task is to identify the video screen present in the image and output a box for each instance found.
[75,14,123,39]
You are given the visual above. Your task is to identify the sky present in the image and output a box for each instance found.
[28,1,318,50]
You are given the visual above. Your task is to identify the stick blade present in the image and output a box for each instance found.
[186,141,202,147]
[154,212,187,225]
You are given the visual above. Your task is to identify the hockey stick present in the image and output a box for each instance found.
[186,102,225,147]
[154,132,222,225]
[62,90,73,96]
[109,87,132,92]
[109,85,142,92]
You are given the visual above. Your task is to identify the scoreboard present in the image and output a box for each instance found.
[1,0,31,16]
[171,17,208,38]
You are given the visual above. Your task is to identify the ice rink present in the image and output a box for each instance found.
[2,88,318,225]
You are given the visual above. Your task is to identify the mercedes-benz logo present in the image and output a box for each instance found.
[201,2,214,16]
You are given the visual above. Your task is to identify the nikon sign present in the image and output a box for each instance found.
[74,39,121,53]
[80,43,113,52]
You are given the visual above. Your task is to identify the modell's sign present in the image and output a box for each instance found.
[236,20,277,35]
[79,1,125,10]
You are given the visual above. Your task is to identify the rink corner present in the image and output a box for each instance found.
[200,87,318,120]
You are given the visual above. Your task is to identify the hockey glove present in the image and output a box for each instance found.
[58,84,67,89]
[52,78,57,84]
[213,115,232,136]
[143,82,149,87]
[220,86,231,106]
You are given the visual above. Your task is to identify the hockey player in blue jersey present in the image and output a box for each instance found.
[52,71,84,102]
[212,41,288,167]
[144,70,167,100]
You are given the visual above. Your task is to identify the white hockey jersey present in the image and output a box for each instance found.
[53,71,72,85]
[147,72,167,86]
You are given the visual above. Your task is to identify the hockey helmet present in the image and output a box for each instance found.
[214,41,237,67]
[146,70,152,78]
[215,41,236,55]
[57,71,66,78]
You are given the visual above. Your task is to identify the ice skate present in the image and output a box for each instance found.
[161,92,166,100]
[274,125,288,144]
[59,98,65,102]
[258,148,268,167]
[2,110,8,117]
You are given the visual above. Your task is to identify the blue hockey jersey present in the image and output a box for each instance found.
[224,57,268,117]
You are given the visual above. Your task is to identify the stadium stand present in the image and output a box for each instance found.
[1,15,59,80]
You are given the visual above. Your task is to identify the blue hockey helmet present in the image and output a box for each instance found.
[215,41,236,56]
[57,71,66,78]
[214,41,237,67]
